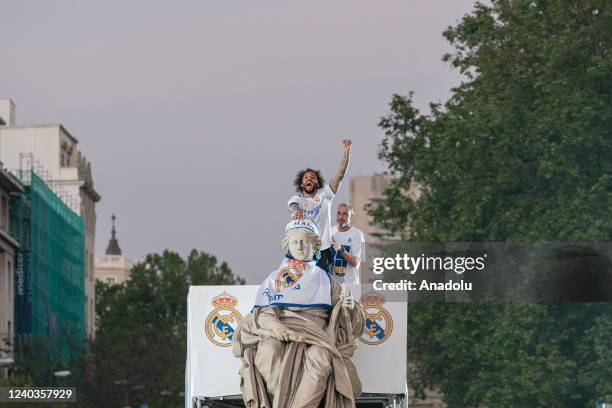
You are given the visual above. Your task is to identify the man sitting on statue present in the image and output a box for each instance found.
[288,139,352,271]
[232,219,365,408]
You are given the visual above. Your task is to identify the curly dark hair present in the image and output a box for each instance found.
[293,168,325,192]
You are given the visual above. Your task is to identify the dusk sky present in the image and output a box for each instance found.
[1,1,477,282]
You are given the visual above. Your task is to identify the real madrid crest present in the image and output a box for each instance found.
[274,259,305,291]
[205,292,243,347]
[359,292,393,345]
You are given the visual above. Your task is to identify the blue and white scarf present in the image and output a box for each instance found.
[253,258,332,309]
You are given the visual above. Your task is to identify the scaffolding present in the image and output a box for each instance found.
[10,168,85,367]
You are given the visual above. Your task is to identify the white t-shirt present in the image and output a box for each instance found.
[288,183,336,250]
[329,226,364,284]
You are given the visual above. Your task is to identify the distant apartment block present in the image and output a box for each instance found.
[350,173,394,244]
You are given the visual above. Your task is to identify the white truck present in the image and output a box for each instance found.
[185,285,407,408]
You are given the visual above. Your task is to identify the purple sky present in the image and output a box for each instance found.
[0,1,477,283]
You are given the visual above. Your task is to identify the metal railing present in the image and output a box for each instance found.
[194,393,406,408]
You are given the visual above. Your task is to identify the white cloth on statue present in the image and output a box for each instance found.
[253,258,332,309]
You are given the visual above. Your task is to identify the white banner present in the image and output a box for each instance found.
[353,290,408,395]
[185,285,407,407]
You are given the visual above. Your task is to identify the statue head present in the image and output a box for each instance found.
[281,220,322,261]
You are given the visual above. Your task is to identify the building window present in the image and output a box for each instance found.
[85,249,89,279]
[60,142,73,167]
[104,276,116,285]
[0,195,8,230]
[7,260,11,305]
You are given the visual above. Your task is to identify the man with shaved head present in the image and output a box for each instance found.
[330,202,364,284]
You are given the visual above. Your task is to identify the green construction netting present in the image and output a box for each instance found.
[11,170,85,366]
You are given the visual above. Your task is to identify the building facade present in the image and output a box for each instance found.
[95,215,135,285]
[0,164,23,366]
[350,173,394,245]
[0,99,100,338]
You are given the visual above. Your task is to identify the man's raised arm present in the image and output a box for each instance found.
[329,139,352,193]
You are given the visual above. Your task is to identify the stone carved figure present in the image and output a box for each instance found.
[232,219,365,408]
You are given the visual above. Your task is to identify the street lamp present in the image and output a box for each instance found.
[114,379,129,406]
[51,370,71,387]
[0,357,14,379]
[0,357,14,366]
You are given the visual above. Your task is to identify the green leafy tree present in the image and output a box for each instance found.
[372,0,612,406]
[81,250,244,408]
[375,1,612,242]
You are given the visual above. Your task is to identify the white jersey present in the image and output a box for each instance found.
[288,183,336,250]
[253,258,332,309]
[330,226,364,284]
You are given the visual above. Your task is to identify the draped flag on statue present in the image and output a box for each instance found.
[253,258,332,309]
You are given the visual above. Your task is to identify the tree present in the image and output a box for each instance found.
[372,0,612,406]
[374,1,612,242]
[81,250,244,408]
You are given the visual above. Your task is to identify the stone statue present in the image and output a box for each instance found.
[232,219,365,408]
